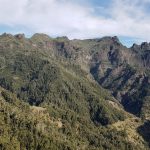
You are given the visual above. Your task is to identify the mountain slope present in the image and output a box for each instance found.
[0,33,149,149]
[0,87,148,150]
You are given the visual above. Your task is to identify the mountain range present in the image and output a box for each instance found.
[0,33,150,150]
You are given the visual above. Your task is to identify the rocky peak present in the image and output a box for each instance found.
[112,36,120,43]
[131,43,139,48]
[31,33,51,42]
[96,36,121,47]
[141,42,150,50]
[1,33,14,38]
[15,34,25,39]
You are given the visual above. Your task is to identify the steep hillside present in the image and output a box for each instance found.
[0,33,149,149]
[67,36,150,118]
[0,87,148,150]
[0,34,125,126]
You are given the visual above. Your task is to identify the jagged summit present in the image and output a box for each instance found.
[15,33,25,39]
[1,33,14,38]
[0,33,149,49]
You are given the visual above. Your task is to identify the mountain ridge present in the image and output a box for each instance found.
[0,33,150,149]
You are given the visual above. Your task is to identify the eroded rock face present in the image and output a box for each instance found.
[88,39,150,116]
[131,42,150,68]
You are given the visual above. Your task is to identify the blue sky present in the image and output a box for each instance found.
[0,0,150,47]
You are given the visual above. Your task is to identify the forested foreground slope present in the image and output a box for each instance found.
[0,33,150,149]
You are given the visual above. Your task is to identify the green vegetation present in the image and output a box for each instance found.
[0,88,148,150]
[0,33,149,149]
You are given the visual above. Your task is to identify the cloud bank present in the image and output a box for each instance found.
[0,0,150,44]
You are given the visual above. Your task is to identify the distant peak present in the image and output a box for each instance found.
[1,33,14,38]
[56,36,69,41]
[141,42,149,47]
[131,42,150,50]
[31,33,51,40]
[112,36,120,42]
[98,36,121,45]
[131,43,139,48]
[15,34,25,39]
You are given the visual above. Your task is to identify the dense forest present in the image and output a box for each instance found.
[0,33,149,149]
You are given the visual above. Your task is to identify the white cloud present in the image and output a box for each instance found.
[0,0,150,42]
[110,0,150,40]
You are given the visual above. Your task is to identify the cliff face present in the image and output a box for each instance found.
[47,35,150,118]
